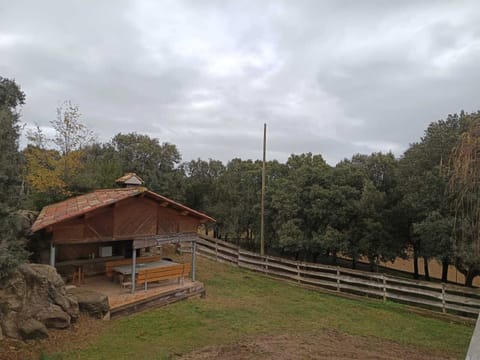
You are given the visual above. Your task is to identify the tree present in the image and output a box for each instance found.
[334,153,401,270]
[0,76,29,278]
[270,153,331,260]
[112,133,183,199]
[398,114,465,279]
[52,101,94,156]
[414,211,454,283]
[24,101,95,207]
[181,158,225,212]
[76,142,123,191]
[448,113,480,286]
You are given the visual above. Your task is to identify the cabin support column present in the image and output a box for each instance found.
[192,240,197,282]
[131,247,136,294]
[49,241,55,267]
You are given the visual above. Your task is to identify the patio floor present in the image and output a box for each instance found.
[72,275,205,317]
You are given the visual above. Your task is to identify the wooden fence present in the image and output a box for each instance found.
[183,236,480,318]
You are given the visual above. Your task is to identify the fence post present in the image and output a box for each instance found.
[441,283,446,313]
[265,257,269,274]
[236,247,239,266]
[297,263,300,283]
[215,240,218,261]
[382,273,387,302]
[336,266,340,292]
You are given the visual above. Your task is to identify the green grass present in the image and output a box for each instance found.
[52,258,473,359]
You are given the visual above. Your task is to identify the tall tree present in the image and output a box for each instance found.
[24,102,94,207]
[398,114,465,279]
[448,113,480,286]
[112,133,183,199]
[0,77,29,278]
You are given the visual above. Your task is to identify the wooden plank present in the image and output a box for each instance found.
[332,274,384,289]
[133,233,198,249]
[240,257,297,274]
[444,303,480,315]
[199,236,239,250]
[384,275,444,291]
[445,284,480,297]
[385,283,443,301]
[336,283,385,297]
[297,275,341,290]
[386,292,449,310]
[214,245,239,256]
[445,293,480,307]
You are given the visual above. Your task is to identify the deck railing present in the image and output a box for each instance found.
[182,236,480,318]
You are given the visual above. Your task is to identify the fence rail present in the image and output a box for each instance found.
[184,236,480,317]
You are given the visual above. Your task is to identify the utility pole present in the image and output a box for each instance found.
[261,123,266,256]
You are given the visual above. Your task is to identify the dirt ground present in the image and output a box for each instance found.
[0,322,460,360]
[0,315,106,360]
[177,330,457,360]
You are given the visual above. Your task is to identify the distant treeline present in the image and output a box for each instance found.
[2,76,480,286]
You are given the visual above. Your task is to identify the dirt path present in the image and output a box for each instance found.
[177,330,458,360]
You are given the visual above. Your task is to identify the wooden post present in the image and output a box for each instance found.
[441,283,446,313]
[336,266,340,292]
[260,123,266,256]
[382,273,387,302]
[215,240,218,260]
[192,240,197,282]
[297,263,300,283]
[49,241,55,267]
[131,247,136,294]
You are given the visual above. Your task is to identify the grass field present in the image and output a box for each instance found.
[32,258,474,359]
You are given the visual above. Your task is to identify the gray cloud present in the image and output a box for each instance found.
[1,0,479,165]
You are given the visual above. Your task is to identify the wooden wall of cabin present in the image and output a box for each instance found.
[56,240,129,262]
[50,196,202,245]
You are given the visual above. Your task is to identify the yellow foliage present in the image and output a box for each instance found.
[24,146,85,196]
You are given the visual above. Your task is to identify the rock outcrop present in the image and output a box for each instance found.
[0,263,79,340]
[67,288,110,320]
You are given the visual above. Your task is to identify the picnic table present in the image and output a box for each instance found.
[113,259,177,276]
[112,259,190,290]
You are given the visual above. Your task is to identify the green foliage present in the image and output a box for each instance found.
[414,211,454,262]
[0,76,28,277]
[448,113,480,285]
[112,132,183,199]
[0,208,29,279]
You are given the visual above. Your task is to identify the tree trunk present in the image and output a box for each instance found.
[441,258,449,283]
[352,257,357,270]
[413,247,419,280]
[423,256,430,281]
[465,268,477,287]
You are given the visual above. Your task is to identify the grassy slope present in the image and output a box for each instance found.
[54,258,473,360]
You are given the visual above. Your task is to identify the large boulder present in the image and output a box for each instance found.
[0,263,79,340]
[67,288,110,320]
[18,319,48,340]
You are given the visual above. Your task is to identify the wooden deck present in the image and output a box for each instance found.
[75,275,205,318]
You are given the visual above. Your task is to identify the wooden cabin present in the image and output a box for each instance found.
[31,173,215,287]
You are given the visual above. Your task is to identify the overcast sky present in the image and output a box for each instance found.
[1,1,479,164]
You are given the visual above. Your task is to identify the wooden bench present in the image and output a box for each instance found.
[105,256,162,280]
[136,263,191,290]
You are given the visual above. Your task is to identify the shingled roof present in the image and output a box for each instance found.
[31,187,215,233]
